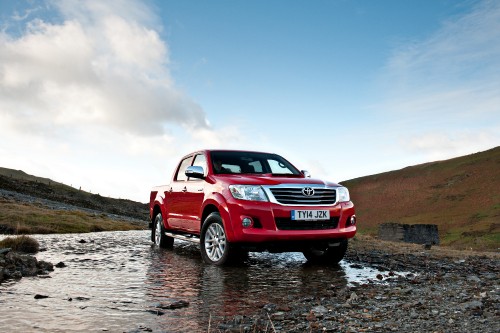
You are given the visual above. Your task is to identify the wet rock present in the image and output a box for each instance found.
[78,239,87,243]
[55,262,66,268]
[467,275,480,283]
[38,260,54,274]
[146,309,164,316]
[347,292,359,303]
[311,305,328,315]
[0,248,11,255]
[0,251,53,283]
[461,300,483,310]
[271,311,285,320]
[34,294,49,299]
[157,300,190,310]
[262,303,277,312]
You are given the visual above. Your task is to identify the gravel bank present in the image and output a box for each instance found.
[216,238,500,332]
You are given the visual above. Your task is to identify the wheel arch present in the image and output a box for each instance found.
[152,204,162,221]
[150,202,167,230]
[201,195,235,241]
[201,204,219,225]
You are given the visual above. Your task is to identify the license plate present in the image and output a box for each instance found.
[291,210,330,221]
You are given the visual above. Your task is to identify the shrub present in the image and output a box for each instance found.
[0,235,40,253]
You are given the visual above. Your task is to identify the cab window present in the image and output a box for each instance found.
[175,156,192,181]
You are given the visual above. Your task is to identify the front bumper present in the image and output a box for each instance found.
[223,198,356,243]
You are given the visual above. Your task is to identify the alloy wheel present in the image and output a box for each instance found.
[204,223,226,262]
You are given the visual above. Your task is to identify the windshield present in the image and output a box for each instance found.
[210,151,302,176]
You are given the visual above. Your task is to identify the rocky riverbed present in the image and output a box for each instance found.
[215,237,499,332]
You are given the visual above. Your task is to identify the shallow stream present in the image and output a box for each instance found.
[1,230,393,332]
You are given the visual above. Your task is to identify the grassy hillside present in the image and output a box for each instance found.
[0,168,148,220]
[342,146,500,251]
[0,167,148,234]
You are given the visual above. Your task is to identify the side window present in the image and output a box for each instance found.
[175,157,192,181]
[189,154,207,181]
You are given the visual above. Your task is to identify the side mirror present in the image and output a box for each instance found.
[301,170,311,178]
[185,166,205,179]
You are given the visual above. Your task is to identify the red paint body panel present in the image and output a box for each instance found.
[149,150,356,248]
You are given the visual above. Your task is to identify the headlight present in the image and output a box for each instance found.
[337,187,350,202]
[229,185,268,202]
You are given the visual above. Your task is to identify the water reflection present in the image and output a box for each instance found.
[144,242,350,331]
[0,231,390,332]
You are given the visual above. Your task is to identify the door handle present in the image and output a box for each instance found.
[182,186,187,192]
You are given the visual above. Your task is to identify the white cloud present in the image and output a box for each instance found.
[385,0,500,92]
[0,0,209,138]
[404,130,499,161]
[0,0,242,201]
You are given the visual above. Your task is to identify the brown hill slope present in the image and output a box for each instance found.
[341,146,500,251]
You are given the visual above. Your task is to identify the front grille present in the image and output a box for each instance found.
[275,217,339,230]
[269,187,336,205]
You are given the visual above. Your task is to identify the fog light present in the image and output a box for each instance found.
[349,215,357,226]
[242,217,253,228]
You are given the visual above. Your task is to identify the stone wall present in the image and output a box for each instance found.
[378,223,440,245]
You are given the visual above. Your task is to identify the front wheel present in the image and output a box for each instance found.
[200,212,237,265]
[152,213,174,249]
[303,239,348,264]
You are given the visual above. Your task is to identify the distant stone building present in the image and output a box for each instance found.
[378,223,440,245]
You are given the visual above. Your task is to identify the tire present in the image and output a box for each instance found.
[303,239,348,264]
[152,213,174,249]
[200,212,237,265]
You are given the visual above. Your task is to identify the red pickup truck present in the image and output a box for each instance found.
[149,150,356,265]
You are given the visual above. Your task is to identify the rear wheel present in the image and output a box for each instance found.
[200,212,238,265]
[152,213,174,249]
[303,239,348,264]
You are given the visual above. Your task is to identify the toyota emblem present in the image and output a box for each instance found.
[302,187,314,196]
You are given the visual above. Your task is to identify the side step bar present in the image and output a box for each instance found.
[165,232,200,244]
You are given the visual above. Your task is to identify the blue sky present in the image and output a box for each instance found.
[1,0,499,202]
